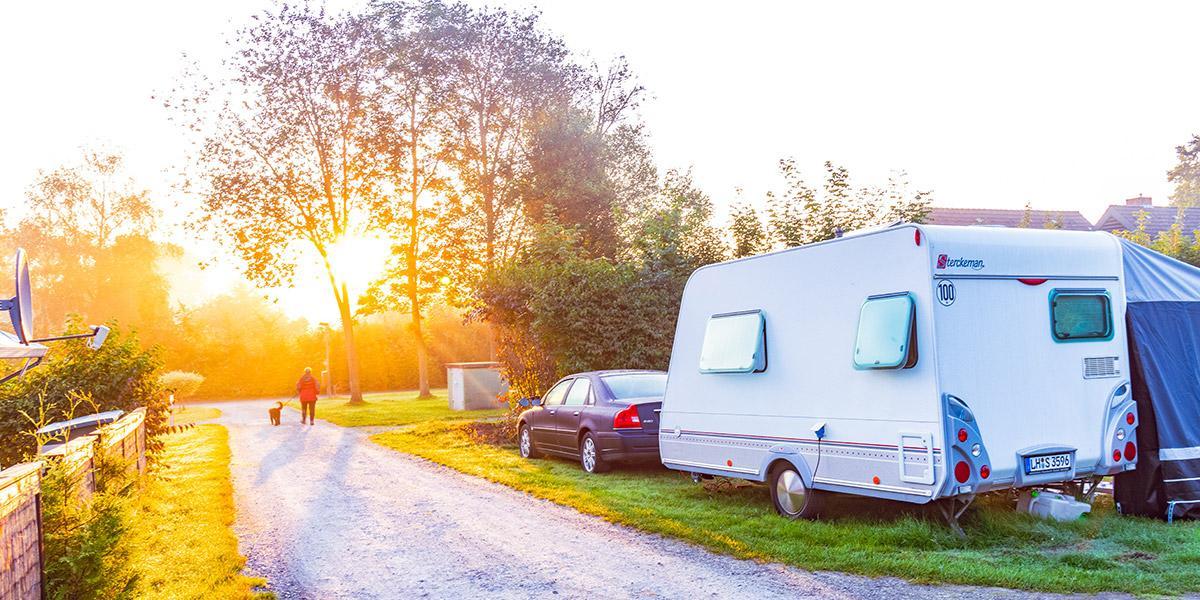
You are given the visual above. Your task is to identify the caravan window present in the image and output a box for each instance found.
[699,310,767,373]
[853,292,917,370]
[1050,290,1112,341]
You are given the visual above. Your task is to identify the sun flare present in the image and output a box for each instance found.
[327,235,392,295]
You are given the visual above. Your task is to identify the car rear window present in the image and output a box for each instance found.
[601,373,667,400]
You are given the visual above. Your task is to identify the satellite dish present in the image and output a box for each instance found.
[4,249,33,345]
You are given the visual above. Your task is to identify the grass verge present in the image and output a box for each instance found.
[127,424,268,599]
[372,421,1200,595]
[169,406,222,425]
[313,389,505,427]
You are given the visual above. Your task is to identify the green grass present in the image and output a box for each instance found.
[312,389,506,428]
[169,406,222,425]
[127,424,269,599]
[372,421,1200,595]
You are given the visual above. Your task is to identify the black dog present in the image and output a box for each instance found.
[268,401,283,426]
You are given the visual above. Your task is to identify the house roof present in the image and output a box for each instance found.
[925,207,1093,231]
[1093,205,1200,236]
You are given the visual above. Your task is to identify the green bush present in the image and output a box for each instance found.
[0,320,165,467]
[158,370,204,400]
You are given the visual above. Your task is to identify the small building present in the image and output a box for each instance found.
[1093,195,1200,237]
[446,362,508,411]
[925,207,1093,231]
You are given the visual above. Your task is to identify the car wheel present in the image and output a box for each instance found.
[518,424,541,459]
[579,432,609,473]
[769,463,824,519]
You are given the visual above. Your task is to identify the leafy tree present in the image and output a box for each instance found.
[174,5,382,403]
[766,159,931,248]
[729,200,768,259]
[1168,134,1200,208]
[440,2,582,273]
[1113,207,1200,267]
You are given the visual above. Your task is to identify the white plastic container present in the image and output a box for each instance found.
[1017,490,1092,521]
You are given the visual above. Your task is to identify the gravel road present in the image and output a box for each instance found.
[209,400,1118,600]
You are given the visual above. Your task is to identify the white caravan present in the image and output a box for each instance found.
[658,224,1140,524]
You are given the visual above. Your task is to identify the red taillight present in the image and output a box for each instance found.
[914,230,922,246]
[1126,412,1135,425]
[957,428,968,442]
[979,464,990,479]
[613,405,641,429]
[1018,278,1048,286]
[954,461,970,483]
[1113,449,1123,462]
[1125,441,1137,461]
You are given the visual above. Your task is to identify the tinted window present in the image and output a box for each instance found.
[699,311,767,373]
[602,373,667,399]
[1051,291,1112,341]
[564,378,591,406]
[542,380,571,406]
[854,292,917,370]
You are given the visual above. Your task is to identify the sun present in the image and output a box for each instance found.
[327,235,392,295]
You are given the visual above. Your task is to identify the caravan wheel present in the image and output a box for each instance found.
[770,464,824,519]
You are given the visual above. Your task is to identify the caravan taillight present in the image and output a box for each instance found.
[1113,449,1123,462]
[1125,442,1137,461]
[954,461,970,483]
[1017,278,1048,286]
[1126,412,1135,425]
[914,230,921,246]
[957,428,968,442]
[613,405,641,429]
[979,465,990,479]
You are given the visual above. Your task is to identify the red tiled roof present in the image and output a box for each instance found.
[925,207,1093,231]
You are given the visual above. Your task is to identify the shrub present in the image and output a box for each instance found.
[159,371,204,400]
[0,321,165,467]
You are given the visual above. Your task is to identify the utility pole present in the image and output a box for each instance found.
[319,321,333,397]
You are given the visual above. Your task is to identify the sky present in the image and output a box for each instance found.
[2,1,1198,321]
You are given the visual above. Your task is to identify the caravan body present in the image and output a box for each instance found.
[659,225,1139,507]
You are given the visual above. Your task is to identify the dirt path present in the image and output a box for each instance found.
[209,400,1105,600]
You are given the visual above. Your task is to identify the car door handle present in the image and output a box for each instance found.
[549,410,557,415]
[573,411,580,416]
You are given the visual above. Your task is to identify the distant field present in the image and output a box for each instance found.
[313,389,506,428]
[373,420,1200,595]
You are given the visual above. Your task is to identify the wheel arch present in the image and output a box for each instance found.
[763,455,814,487]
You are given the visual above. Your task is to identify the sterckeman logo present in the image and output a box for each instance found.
[936,254,985,270]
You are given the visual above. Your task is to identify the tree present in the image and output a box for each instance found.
[441,3,582,274]
[359,1,458,398]
[174,5,382,403]
[1168,134,1200,208]
[766,159,932,248]
[729,199,767,259]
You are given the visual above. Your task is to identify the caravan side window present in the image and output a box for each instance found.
[699,310,767,373]
[1050,290,1112,341]
[853,292,917,370]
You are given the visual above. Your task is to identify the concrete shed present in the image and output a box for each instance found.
[446,362,508,411]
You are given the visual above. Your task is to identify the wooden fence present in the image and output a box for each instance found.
[0,408,148,600]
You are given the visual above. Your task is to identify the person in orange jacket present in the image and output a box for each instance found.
[296,367,320,425]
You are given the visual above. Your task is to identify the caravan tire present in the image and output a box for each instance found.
[770,463,824,519]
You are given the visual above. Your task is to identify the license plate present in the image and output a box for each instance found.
[1024,453,1072,475]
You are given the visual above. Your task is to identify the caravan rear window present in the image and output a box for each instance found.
[853,292,917,370]
[699,310,767,373]
[1050,290,1112,341]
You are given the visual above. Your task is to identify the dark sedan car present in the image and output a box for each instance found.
[517,370,665,473]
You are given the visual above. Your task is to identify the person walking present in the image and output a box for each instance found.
[296,367,320,425]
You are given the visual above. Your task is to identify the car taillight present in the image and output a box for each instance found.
[613,405,641,429]
[954,461,970,483]
[1125,441,1137,461]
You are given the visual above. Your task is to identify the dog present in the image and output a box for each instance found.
[268,401,283,426]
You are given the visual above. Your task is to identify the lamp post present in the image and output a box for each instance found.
[319,322,333,397]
